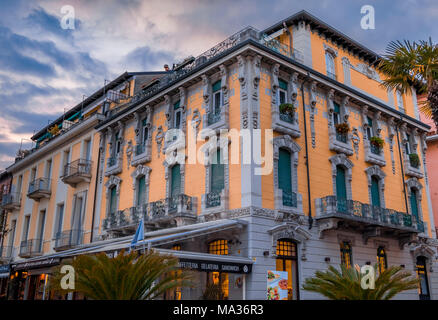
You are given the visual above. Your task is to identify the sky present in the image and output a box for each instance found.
[0,0,437,170]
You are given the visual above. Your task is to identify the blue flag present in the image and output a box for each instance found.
[131,219,144,249]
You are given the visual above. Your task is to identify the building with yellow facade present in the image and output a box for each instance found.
[1,10,437,300]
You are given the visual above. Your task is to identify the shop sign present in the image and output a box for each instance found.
[0,264,10,274]
[266,270,288,300]
[13,257,60,270]
[178,258,252,274]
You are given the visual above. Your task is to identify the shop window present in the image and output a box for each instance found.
[275,239,299,300]
[377,246,387,274]
[208,239,229,299]
[416,256,430,300]
[165,244,182,300]
[172,244,181,251]
[340,241,352,268]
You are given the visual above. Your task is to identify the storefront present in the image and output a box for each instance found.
[0,264,10,300]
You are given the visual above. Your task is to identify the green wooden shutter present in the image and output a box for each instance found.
[410,188,419,220]
[137,176,146,206]
[278,149,292,192]
[336,166,347,200]
[334,102,340,114]
[211,150,224,193]
[279,79,288,91]
[171,165,181,197]
[173,100,180,110]
[371,176,381,207]
[212,80,221,92]
[110,187,117,213]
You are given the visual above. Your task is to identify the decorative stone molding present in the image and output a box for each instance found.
[351,127,360,159]
[365,165,386,208]
[126,140,133,169]
[309,81,317,148]
[164,94,172,127]
[410,238,436,272]
[191,109,202,136]
[132,107,153,166]
[155,125,164,156]
[327,90,354,155]
[131,165,152,208]
[105,121,124,176]
[323,43,338,57]
[272,135,303,216]
[351,63,381,82]
[387,117,396,174]
[405,177,424,223]
[329,153,354,200]
[270,68,300,137]
[400,125,423,178]
[268,222,311,261]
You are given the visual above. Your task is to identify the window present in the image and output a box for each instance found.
[22,215,30,242]
[277,79,288,106]
[371,176,381,208]
[30,168,37,182]
[37,210,46,252]
[325,52,336,79]
[17,175,23,194]
[45,160,52,179]
[397,90,404,112]
[84,140,92,161]
[141,119,149,145]
[377,247,387,274]
[8,220,16,249]
[164,244,182,300]
[208,239,229,299]
[366,116,374,139]
[137,176,146,207]
[333,102,341,125]
[410,187,419,221]
[340,241,352,268]
[210,149,224,194]
[276,239,299,300]
[416,256,430,300]
[170,165,181,198]
[115,132,121,155]
[54,204,64,237]
[336,165,347,210]
[173,100,181,129]
[172,244,181,251]
[405,134,412,154]
[109,186,117,214]
[212,80,222,114]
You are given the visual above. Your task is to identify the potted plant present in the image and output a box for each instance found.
[370,136,385,148]
[409,153,420,168]
[279,103,296,118]
[335,122,350,134]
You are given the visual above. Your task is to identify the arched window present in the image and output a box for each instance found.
[371,176,381,208]
[276,239,299,300]
[416,256,430,300]
[325,52,336,80]
[136,176,146,207]
[377,246,387,274]
[340,241,352,268]
[208,240,229,299]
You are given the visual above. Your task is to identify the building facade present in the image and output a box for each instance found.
[1,10,438,300]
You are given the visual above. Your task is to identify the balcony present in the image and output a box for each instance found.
[336,132,348,143]
[273,189,303,219]
[0,246,14,262]
[201,190,229,219]
[329,127,354,156]
[404,153,423,178]
[103,206,147,235]
[271,105,300,138]
[54,229,83,251]
[27,178,51,201]
[131,142,152,166]
[147,194,197,226]
[364,139,386,167]
[315,196,424,246]
[105,155,123,176]
[1,192,21,210]
[203,108,229,132]
[19,239,43,258]
[61,159,92,186]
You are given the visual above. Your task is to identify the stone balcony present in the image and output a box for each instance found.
[61,159,92,186]
[105,154,123,176]
[103,206,147,235]
[200,190,229,219]
[404,153,423,178]
[1,192,21,210]
[329,129,354,156]
[364,141,386,167]
[19,239,43,258]
[203,108,229,132]
[315,195,424,247]
[147,194,197,227]
[27,178,51,201]
[131,142,152,166]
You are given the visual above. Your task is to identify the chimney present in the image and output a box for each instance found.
[164,64,169,72]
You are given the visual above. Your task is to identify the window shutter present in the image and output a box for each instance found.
[211,150,224,193]
[278,149,292,192]
[279,79,288,91]
[110,187,117,213]
[371,176,381,207]
[173,100,180,110]
[212,80,221,92]
[171,165,181,197]
[333,102,340,114]
[336,166,347,200]
[410,188,419,220]
[137,176,146,206]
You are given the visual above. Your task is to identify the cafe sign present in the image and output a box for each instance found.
[178,258,252,274]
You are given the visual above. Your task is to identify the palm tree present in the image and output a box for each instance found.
[378,39,438,126]
[49,249,193,300]
[302,264,419,300]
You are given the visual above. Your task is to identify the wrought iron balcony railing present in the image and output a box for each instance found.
[103,206,147,232]
[282,191,297,208]
[27,178,51,199]
[62,159,92,185]
[1,192,21,209]
[19,239,43,257]
[205,191,221,208]
[316,195,424,232]
[148,194,196,221]
[54,229,83,250]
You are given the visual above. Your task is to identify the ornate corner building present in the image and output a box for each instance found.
[0,10,437,300]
